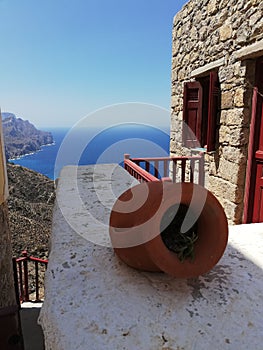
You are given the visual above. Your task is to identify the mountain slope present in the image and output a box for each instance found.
[7,163,55,258]
[2,113,53,159]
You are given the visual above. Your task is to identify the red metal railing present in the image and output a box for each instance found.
[13,250,48,303]
[124,153,204,186]
[124,155,159,182]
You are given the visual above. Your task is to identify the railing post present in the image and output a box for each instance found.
[181,159,186,182]
[154,160,159,178]
[172,159,177,183]
[22,251,29,302]
[35,261,39,302]
[199,153,205,187]
[12,258,21,307]
[18,261,23,301]
[190,158,195,183]
[164,159,168,178]
[145,161,150,173]
[124,154,130,160]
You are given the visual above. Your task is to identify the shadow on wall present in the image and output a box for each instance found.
[20,305,44,350]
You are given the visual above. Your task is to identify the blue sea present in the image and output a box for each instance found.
[11,124,170,180]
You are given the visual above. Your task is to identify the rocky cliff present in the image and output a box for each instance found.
[2,112,53,159]
[7,163,55,259]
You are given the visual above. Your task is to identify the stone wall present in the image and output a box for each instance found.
[170,0,263,224]
[0,202,16,308]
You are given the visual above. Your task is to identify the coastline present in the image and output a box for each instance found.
[8,141,56,161]
[9,128,68,180]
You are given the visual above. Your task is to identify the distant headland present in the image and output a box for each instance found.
[1,112,53,159]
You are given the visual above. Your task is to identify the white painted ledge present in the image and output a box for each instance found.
[234,39,263,60]
[39,164,263,350]
[190,58,225,78]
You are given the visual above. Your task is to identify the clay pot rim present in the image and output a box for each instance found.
[145,182,229,277]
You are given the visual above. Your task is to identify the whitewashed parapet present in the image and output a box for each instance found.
[39,164,263,350]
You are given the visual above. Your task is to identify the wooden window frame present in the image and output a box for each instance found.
[182,81,203,148]
[182,71,219,152]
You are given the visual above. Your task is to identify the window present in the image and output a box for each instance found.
[182,71,219,152]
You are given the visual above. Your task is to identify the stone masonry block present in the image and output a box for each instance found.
[209,176,243,203]
[219,125,249,146]
[209,156,245,186]
[221,91,234,109]
[220,109,241,126]
[218,198,243,224]
[170,112,183,132]
[234,88,245,107]
[219,24,233,41]
[207,0,218,15]
[218,158,245,186]
[221,146,247,164]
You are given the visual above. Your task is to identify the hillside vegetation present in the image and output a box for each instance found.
[7,163,55,259]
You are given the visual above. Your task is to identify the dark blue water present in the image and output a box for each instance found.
[11,128,69,179]
[11,124,170,180]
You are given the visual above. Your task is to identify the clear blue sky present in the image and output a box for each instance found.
[0,0,187,128]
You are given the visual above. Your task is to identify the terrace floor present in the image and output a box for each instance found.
[20,302,44,350]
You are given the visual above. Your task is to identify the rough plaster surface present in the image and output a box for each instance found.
[39,165,263,350]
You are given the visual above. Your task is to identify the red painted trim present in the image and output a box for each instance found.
[124,159,159,182]
[132,156,203,162]
[29,256,48,264]
[252,161,263,222]
[182,81,203,147]
[255,150,263,159]
[207,71,219,152]
[243,87,258,223]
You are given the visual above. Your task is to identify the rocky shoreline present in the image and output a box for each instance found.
[2,113,53,159]
[8,141,55,161]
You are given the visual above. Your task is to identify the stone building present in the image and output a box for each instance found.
[170,0,263,224]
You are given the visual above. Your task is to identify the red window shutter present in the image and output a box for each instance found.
[207,71,219,152]
[182,81,203,148]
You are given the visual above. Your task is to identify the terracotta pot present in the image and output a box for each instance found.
[109,181,228,278]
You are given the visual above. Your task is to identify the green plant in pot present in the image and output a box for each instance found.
[160,203,199,262]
